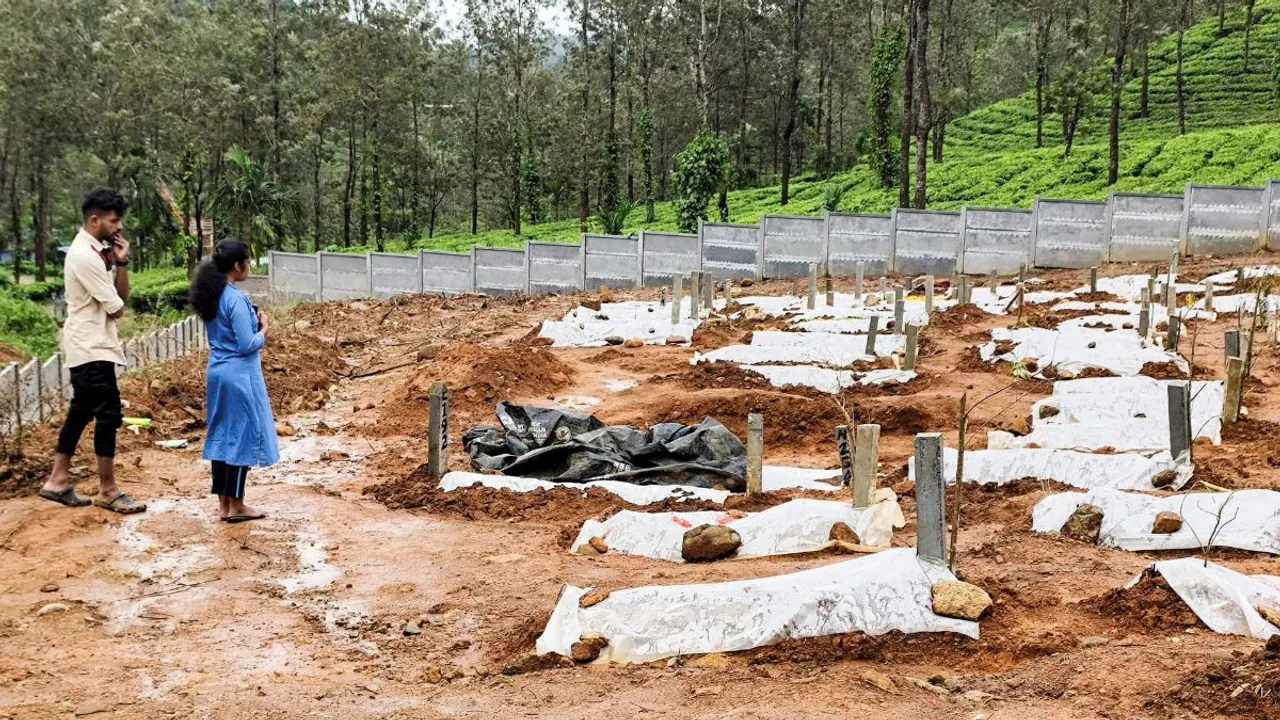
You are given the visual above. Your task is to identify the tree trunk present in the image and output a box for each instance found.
[1034,7,1053,148]
[1107,0,1133,186]
[824,41,834,178]
[471,58,482,235]
[1177,0,1189,135]
[269,0,283,180]
[578,0,591,231]
[1139,39,1150,118]
[1217,0,1226,36]
[33,165,48,283]
[1244,0,1257,71]
[8,165,19,281]
[372,117,384,252]
[0,147,6,264]
[313,129,324,252]
[411,95,421,232]
[737,16,751,185]
[933,0,953,162]
[899,0,917,207]
[779,0,806,206]
[913,0,931,209]
[343,116,356,247]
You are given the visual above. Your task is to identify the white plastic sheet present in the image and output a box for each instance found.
[694,330,906,367]
[907,447,1191,491]
[1007,377,1223,451]
[539,301,703,347]
[1074,275,1204,301]
[570,496,904,562]
[746,365,915,394]
[736,294,934,326]
[440,465,844,506]
[1137,558,1280,639]
[1201,266,1280,285]
[535,547,978,663]
[1192,293,1280,314]
[1033,488,1280,554]
[978,327,1188,377]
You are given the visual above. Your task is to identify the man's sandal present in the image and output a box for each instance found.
[94,492,147,515]
[38,487,92,507]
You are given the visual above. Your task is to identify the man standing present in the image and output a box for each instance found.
[38,188,146,514]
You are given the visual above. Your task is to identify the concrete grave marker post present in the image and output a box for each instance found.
[864,315,880,356]
[835,425,853,488]
[1224,356,1244,423]
[1225,328,1242,362]
[1089,267,1098,294]
[1165,316,1182,352]
[746,413,764,496]
[825,276,835,307]
[904,324,920,371]
[893,285,905,332]
[427,383,450,481]
[852,424,880,508]
[958,275,969,304]
[989,270,998,294]
[914,432,947,563]
[878,277,888,299]
[807,264,818,310]
[702,275,714,316]
[1167,381,1192,464]
[670,275,683,327]
[924,275,935,314]
[690,272,702,320]
[855,262,865,301]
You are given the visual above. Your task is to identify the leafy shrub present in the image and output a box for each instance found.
[671,132,731,233]
[0,291,59,358]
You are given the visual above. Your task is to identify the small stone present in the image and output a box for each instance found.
[1080,636,1110,648]
[739,279,754,287]
[354,400,376,412]
[275,422,297,437]
[1151,469,1177,489]
[1038,404,1060,420]
[930,581,993,621]
[588,537,609,554]
[403,621,421,636]
[687,653,730,669]
[1151,511,1183,534]
[319,450,350,462]
[36,603,69,617]
[599,286,615,303]
[681,524,742,563]
[1257,604,1280,629]
[1087,341,1097,349]
[74,699,112,716]
[623,338,643,349]
[604,336,625,346]
[40,583,59,593]
[416,345,442,362]
[1267,634,1280,653]
[502,653,566,676]
[665,336,688,345]
[575,543,601,556]
[861,669,898,693]
[579,589,610,608]
[692,685,723,698]
[1209,649,1237,662]
[570,633,609,663]
[828,522,861,545]
[1061,504,1104,544]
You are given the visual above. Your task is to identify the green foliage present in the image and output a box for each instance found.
[128,267,191,315]
[636,108,656,220]
[522,151,544,225]
[671,132,731,233]
[868,25,903,188]
[214,145,300,260]
[595,200,635,235]
[0,291,59,358]
[820,182,846,212]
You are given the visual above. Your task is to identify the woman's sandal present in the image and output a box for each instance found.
[223,513,266,524]
[94,492,147,515]
[38,487,92,507]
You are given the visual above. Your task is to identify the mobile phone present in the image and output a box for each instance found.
[251,303,261,332]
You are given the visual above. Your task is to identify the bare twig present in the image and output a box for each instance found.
[948,392,968,571]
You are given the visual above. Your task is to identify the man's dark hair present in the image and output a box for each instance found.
[81,187,129,220]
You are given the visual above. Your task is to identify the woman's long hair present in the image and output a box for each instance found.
[189,238,252,322]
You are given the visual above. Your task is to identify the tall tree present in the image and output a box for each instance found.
[779,0,807,205]
[898,0,917,207]
[1108,0,1135,185]
[1176,0,1190,134]
[1033,1,1056,148]
[912,0,931,209]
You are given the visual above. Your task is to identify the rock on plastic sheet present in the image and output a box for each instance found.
[1033,488,1280,554]
[534,547,978,663]
[978,327,1189,377]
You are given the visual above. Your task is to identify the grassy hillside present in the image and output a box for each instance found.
[389,0,1280,253]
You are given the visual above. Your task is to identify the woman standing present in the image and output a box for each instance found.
[189,238,278,522]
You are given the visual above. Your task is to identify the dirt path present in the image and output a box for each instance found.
[2,258,1279,719]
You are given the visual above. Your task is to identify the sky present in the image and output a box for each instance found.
[430,0,576,38]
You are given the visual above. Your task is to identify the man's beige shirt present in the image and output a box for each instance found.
[61,228,126,368]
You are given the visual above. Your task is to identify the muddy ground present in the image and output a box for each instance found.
[1,256,1280,719]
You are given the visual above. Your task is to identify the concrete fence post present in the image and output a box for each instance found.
[914,432,946,563]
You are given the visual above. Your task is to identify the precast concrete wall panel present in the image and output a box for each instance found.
[825,213,893,276]
[526,241,584,294]
[420,250,473,295]
[1030,199,1108,269]
[270,251,320,301]
[892,209,962,276]
[960,207,1033,275]
[370,252,423,298]
[639,231,699,286]
[699,222,761,282]
[1107,192,1184,263]
[319,252,370,300]
[760,214,826,279]
[473,247,526,296]
[583,234,641,290]
[1183,184,1266,256]
[1266,180,1280,251]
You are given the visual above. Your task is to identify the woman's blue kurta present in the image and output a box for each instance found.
[202,284,280,467]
